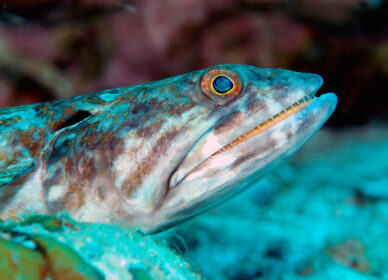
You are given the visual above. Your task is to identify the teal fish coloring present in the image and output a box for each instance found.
[0,64,337,233]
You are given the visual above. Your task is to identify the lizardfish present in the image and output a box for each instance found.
[0,64,337,233]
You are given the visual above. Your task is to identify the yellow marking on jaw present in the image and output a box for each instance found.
[211,95,314,157]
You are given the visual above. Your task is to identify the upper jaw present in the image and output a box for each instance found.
[168,73,324,189]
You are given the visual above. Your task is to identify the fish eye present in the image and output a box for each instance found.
[211,76,234,95]
[201,69,242,105]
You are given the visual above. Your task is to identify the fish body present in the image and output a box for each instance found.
[0,64,337,233]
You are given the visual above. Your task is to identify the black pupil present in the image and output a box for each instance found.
[213,76,233,94]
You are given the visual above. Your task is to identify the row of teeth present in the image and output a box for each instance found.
[212,95,315,156]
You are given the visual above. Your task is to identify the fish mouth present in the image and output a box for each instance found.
[169,89,322,189]
[210,94,315,157]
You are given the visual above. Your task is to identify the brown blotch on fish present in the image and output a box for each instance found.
[64,158,77,179]
[136,120,162,138]
[79,122,100,149]
[271,85,288,100]
[232,153,257,169]
[246,99,268,115]
[77,156,96,186]
[95,185,107,202]
[18,129,45,157]
[167,103,195,116]
[63,185,84,211]
[123,130,178,192]
[214,111,245,136]
[106,137,125,162]
[121,178,137,199]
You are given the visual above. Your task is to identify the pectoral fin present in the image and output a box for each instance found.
[0,160,35,188]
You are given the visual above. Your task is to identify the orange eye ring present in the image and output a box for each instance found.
[201,69,242,105]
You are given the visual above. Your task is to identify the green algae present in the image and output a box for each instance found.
[33,235,104,280]
[0,216,103,280]
[0,237,47,280]
[19,215,66,232]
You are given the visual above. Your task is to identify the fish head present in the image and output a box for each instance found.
[145,64,337,232]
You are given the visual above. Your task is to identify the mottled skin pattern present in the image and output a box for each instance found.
[0,65,337,233]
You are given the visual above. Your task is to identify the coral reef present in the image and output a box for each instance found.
[0,215,202,279]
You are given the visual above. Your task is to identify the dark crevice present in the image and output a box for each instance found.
[54,110,92,131]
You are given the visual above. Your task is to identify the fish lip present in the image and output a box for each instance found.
[168,77,325,189]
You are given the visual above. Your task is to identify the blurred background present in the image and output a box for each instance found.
[0,0,387,127]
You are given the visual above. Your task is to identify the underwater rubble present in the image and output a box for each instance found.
[159,123,388,280]
[0,214,202,280]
